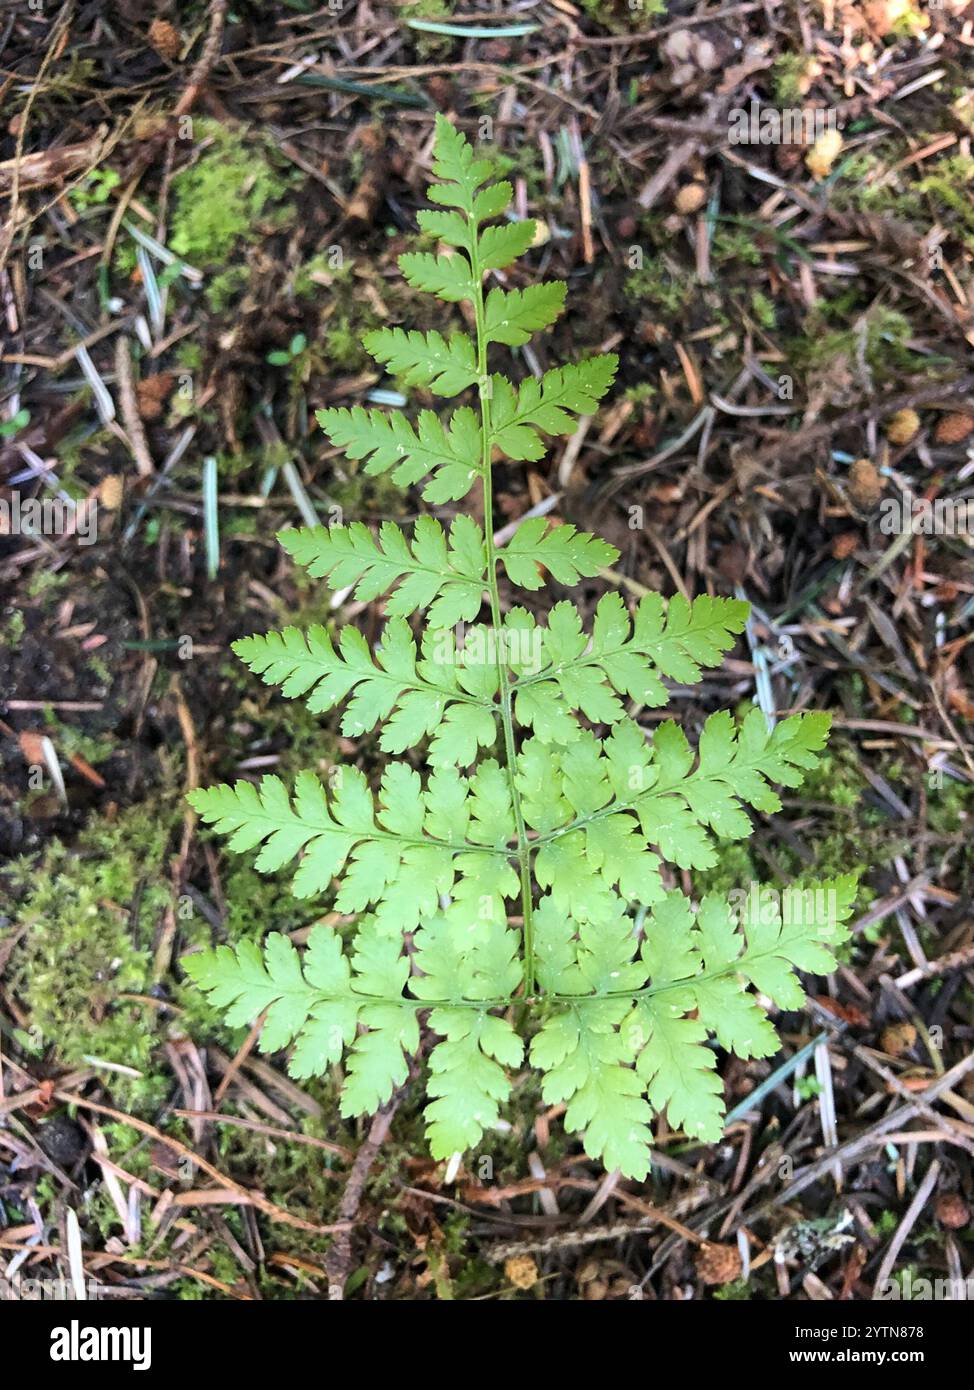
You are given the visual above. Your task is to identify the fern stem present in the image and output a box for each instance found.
[471,225,536,998]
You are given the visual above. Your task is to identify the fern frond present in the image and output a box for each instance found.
[188,111,853,1181]
[414,914,523,1155]
[424,1014,522,1158]
[398,251,477,304]
[534,1000,655,1178]
[233,619,498,765]
[521,710,832,908]
[427,113,496,211]
[477,220,537,271]
[187,875,854,1176]
[278,516,485,628]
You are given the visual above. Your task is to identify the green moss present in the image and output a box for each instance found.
[25,568,69,600]
[695,841,759,899]
[624,260,695,315]
[216,860,325,948]
[204,265,251,313]
[1,606,25,644]
[401,0,455,14]
[39,713,114,768]
[623,381,657,405]
[578,0,667,26]
[917,155,974,244]
[789,304,925,380]
[69,168,121,211]
[476,142,546,196]
[176,340,203,373]
[293,251,350,300]
[4,805,181,1108]
[833,148,974,254]
[750,289,777,330]
[324,320,373,371]
[772,53,809,106]
[800,746,866,811]
[169,120,293,271]
[711,225,764,268]
[926,774,974,835]
[713,1278,752,1300]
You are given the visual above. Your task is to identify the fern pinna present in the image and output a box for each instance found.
[187,117,855,1180]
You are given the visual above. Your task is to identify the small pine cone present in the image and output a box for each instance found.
[886,408,921,446]
[148,18,182,61]
[848,458,884,509]
[696,1242,743,1285]
[935,1193,970,1229]
[504,1254,539,1290]
[881,1021,917,1058]
[674,183,707,216]
[934,412,974,445]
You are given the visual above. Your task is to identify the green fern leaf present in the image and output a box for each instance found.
[278,517,485,628]
[398,251,477,304]
[183,933,322,1052]
[636,709,832,868]
[522,710,832,892]
[188,764,518,936]
[505,591,749,739]
[184,928,364,1079]
[427,112,495,211]
[532,1001,654,1179]
[688,895,782,1058]
[471,181,513,223]
[735,873,857,1009]
[233,619,497,765]
[407,912,523,1154]
[630,1000,725,1142]
[423,1015,519,1158]
[500,519,619,590]
[342,1004,418,1114]
[315,405,481,502]
[490,356,618,460]
[484,282,566,346]
[478,220,536,271]
[363,327,478,396]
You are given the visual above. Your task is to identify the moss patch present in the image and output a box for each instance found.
[169,120,294,272]
[5,804,180,1108]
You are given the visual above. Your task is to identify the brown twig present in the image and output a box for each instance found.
[325,1094,403,1298]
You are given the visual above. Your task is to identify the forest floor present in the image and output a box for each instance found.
[1,0,974,1301]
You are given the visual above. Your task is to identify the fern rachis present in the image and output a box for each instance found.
[186,116,855,1181]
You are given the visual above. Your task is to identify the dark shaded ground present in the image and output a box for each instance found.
[1,0,973,1300]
